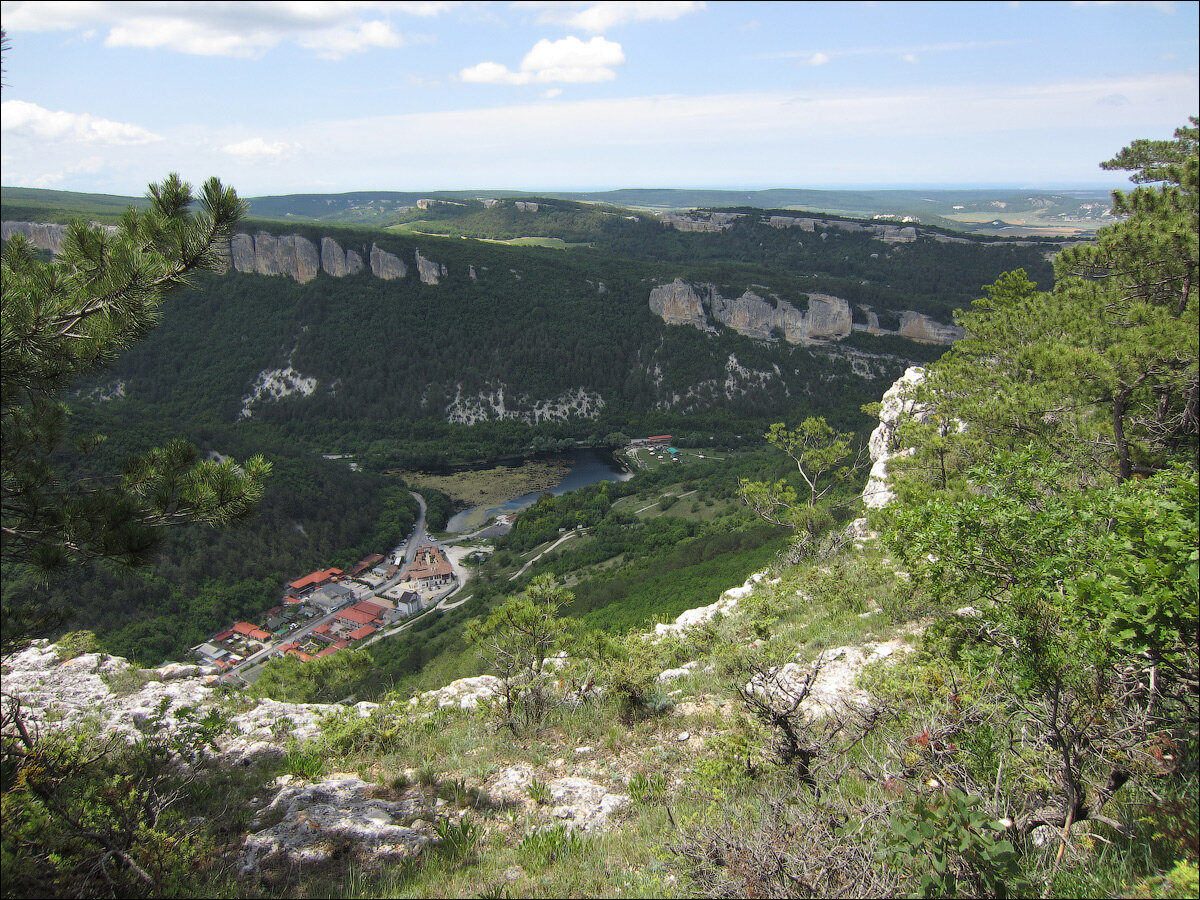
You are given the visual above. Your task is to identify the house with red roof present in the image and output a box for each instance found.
[337,607,377,627]
[232,621,271,642]
[348,624,377,641]
[287,567,343,595]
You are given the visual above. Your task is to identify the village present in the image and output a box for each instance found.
[189,436,674,677]
[190,540,457,675]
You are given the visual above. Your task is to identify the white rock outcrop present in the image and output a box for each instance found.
[239,366,318,418]
[648,279,853,345]
[862,366,926,509]
[370,242,408,279]
[748,640,913,717]
[415,249,447,285]
[445,384,605,425]
[0,640,374,759]
[240,776,428,874]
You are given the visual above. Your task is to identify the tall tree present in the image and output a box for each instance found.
[2,175,270,641]
[895,119,1198,492]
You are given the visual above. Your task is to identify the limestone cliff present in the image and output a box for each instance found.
[648,279,853,345]
[370,242,408,279]
[862,366,926,509]
[230,232,321,283]
[321,237,364,277]
[0,220,91,253]
[414,249,448,285]
[897,311,965,344]
[650,279,962,347]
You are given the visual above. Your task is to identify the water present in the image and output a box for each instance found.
[445,448,632,532]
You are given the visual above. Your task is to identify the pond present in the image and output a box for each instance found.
[445,448,632,533]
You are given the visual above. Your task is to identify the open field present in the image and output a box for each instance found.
[397,458,573,509]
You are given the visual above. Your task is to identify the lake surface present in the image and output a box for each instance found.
[445,448,632,532]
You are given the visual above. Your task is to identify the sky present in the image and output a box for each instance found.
[1,1,1197,196]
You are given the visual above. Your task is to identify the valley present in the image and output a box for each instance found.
[0,189,1063,677]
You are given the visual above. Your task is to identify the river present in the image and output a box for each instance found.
[445,448,632,533]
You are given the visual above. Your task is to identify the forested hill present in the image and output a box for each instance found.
[35,206,1062,468]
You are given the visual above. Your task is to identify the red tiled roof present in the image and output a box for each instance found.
[233,622,271,641]
[352,600,387,618]
[288,649,314,662]
[288,567,344,591]
[316,646,340,658]
[213,629,234,642]
[338,607,376,626]
[332,640,350,649]
[283,596,303,604]
[313,623,331,635]
[348,624,377,641]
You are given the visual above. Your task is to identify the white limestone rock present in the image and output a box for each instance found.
[240,776,428,875]
[863,366,926,509]
[370,243,408,279]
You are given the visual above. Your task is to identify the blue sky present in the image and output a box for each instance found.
[1,1,1196,195]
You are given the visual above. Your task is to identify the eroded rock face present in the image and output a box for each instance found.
[648,280,852,344]
[862,366,926,509]
[650,279,963,347]
[230,233,257,272]
[648,279,713,328]
[370,242,408,279]
[1,220,75,253]
[898,311,965,344]
[444,384,605,425]
[660,211,743,232]
[321,237,351,277]
[230,232,319,283]
[414,249,447,285]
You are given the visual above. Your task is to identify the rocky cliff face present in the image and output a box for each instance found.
[230,232,321,283]
[370,242,408,279]
[415,249,448,285]
[649,279,962,347]
[648,279,855,345]
[321,237,364,277]
[1,220,87,253]
[5,220,453,288]
[862,366,927,509]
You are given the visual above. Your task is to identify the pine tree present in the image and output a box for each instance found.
[1,175,270,592]
[896,119,1199,491]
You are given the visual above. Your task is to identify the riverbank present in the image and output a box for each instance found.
[399,458,574,520]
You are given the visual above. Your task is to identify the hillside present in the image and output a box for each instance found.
[0,196,1064,672]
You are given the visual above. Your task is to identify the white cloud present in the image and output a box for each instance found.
[296,19,405,59]
[901,53,919,64]
[515,1,705,32]
[461,35,625,84]
[805,52,831,67]
[1,1,449,59]
[221,137,296,162]
[542,88,564,99]
[0,99,162,144]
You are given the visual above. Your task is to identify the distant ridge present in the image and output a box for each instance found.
[3,185,1115,236]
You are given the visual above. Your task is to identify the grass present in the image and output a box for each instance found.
[398,459,573,514]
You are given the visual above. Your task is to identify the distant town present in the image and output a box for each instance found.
[191,538,458,677]
[191,436,676,677]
